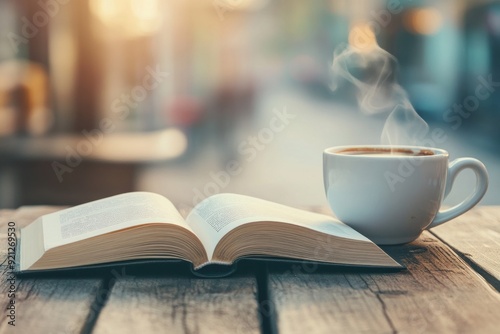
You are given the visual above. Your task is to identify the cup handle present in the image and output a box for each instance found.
[427,158,488,229]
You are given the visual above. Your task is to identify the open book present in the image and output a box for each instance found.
[19,192,401,276]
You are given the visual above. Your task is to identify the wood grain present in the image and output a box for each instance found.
[93,275,261,334]
[0,207,103,334]
[268,231,500,334]
[431,206,500,285]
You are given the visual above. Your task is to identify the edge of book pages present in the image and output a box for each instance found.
[15,245,405,279]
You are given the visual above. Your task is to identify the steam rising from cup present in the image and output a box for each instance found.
[330,40,429,147]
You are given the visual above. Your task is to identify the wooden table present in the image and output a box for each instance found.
[1,206,500,333]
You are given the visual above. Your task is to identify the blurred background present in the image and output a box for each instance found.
[0,0,499,210]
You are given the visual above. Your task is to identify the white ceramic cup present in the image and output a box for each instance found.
[323,145,489,244]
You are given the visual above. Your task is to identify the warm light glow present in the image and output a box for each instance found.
[215,0,270,11]
[90,0,162,38]
[349,23,378,51]
[90,0,119,23]
[130,0,162,35]
[130,0,158,20]
[404,8,442,35]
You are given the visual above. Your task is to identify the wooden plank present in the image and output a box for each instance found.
[268,231,500,334]
[0,207,103,333]
[93,274,261,334]
[431,206,500,285]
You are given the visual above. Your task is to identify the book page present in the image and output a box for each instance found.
[42,192,191,250]
[186,193,370,260]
